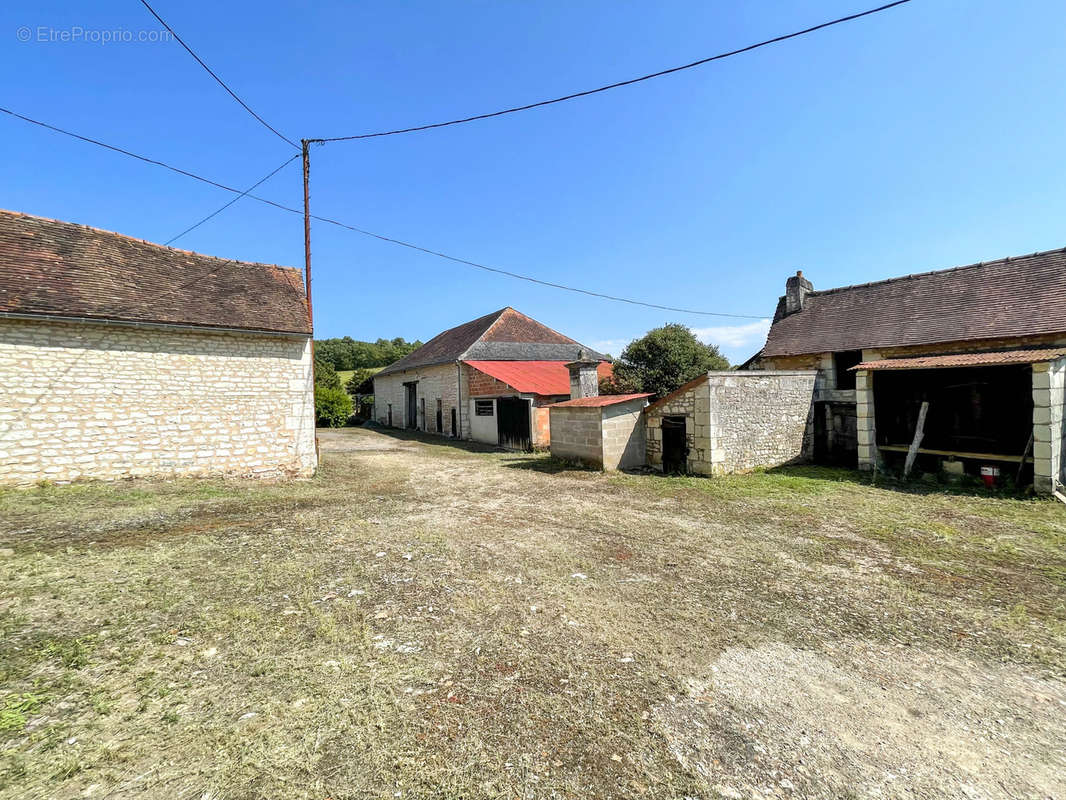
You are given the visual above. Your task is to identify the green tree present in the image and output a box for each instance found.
[606,324,729,399]
[315,386,353,428]
[345,367,377,396]
[314,357,341,390]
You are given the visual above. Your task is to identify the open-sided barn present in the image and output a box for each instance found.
[754,248,1066,493]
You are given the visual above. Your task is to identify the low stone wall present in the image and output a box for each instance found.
[0,317,316,485]
[549,407,602,466]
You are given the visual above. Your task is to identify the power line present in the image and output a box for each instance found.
[165,154,299,245]
[137,0,298,150]
[311,0,912,143]
[1,105,766,319]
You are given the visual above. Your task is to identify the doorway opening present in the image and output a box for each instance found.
[404,382,418,429]
[661,416,688,474]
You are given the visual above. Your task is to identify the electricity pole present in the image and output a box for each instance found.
[302,138,319,460]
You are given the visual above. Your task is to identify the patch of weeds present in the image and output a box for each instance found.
[39,636,91,670]
[0,693,49,733]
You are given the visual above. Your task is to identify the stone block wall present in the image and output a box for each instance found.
[600,401,647,470]
[1032,358,1066,494]
[0,317,315,485]
[855,369,876,471]
[646,380,703,471]
[647,371,816,475]
[374,363,464,437]
[549,407,603,466]
[705,371,816,474]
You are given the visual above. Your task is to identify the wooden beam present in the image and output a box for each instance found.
[878,445,1034,464]
[903,401,929,479]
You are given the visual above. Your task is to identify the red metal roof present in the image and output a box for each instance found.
[854,347,1066,371]
[550,393,650,408]
[464,360,612,395]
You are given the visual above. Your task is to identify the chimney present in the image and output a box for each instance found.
[565,350,600,400]
[785,270,813,315]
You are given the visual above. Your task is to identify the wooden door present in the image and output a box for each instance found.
[496,397,531,450]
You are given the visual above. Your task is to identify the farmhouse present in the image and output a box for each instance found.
[373,307,609,449]
[754,247,1066,493]
[0,210,316,485]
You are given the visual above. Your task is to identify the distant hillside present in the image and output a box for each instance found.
[314,336,423,371]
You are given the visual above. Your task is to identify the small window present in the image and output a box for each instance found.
[834,350,862,390]
[475,399,494,416]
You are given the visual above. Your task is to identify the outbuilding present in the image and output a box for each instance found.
[0,210,316,485]
[754,248,1066,493]
[644,370,817,475]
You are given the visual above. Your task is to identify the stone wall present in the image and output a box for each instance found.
[0,317,315,485]
[705,371,816,474]
[600,401,647,470]
[647,371,816,476]
[549,407,602,466]
[1032,357,1066,495]
[373,363,464,438]
[646,379,703,471]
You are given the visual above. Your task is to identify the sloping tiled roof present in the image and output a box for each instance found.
[464,360,613,396]
[0,209,310,334]
[855,347,1066,371]
[550,393,650,408]
[761,247,1066,357]
[378,307,607,376]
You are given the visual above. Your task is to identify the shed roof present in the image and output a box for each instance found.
[762,247,1066,357]
[854,347,1066,371]
[550,393,650,408]
[464,360,612,396]
[378,307,606,376]
[0,209,311,334]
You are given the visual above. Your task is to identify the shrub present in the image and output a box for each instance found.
[315,386,353,428]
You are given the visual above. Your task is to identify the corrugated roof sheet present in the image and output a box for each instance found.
[550,393,650,408]
[0,209,311,334]
[464,360,612,396]
[379,307,606,375]
[855,348,1066,371]
[762,247,1066,357]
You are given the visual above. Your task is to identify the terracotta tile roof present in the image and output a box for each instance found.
[464,360,612,396]
[0,209,310,334]
[550,393,650,408]
[378,307,607,376]
[855,347,1066,371]
[762,247,1066,357]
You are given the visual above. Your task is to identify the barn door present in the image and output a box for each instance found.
[496,397,531,450]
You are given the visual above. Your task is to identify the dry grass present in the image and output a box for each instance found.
[0,427,1064,799]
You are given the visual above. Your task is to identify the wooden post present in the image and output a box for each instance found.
[903,401,929,479]
[302,139,319,459]
[1016,432,1034,487]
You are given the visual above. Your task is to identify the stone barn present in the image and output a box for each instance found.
[0,210,316,485]
[644,371,817,475]
[373,307,609,449]
[753,247,1066,494]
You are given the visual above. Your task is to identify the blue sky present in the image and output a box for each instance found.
[3,1,1065,363]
